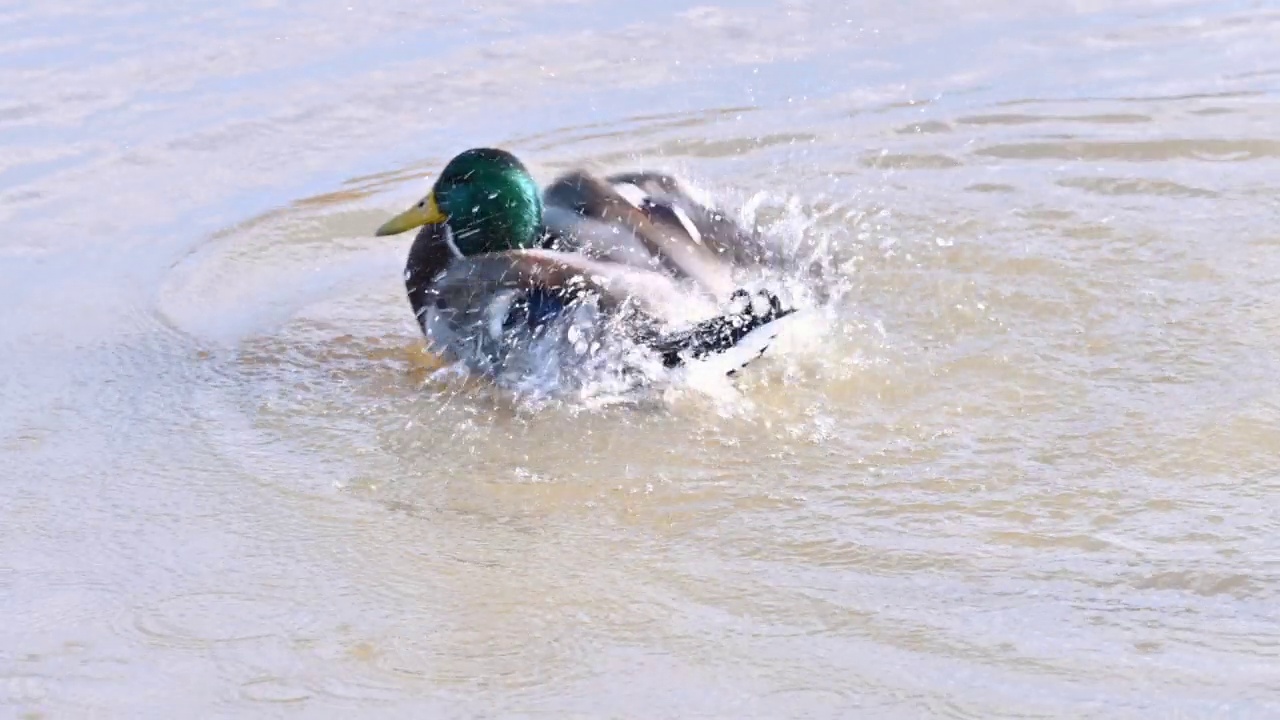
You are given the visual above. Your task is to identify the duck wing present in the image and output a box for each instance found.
[603,171,775,267]
[541,170,737,299]
[415,248,707,368]
[418,248,791,374]
[438,249,705,314]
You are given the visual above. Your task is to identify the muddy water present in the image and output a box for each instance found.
[3,1,1280,717]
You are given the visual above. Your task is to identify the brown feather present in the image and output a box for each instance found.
[543,171,737,298]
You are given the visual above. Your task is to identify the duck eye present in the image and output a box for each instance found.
[417,201,425,208]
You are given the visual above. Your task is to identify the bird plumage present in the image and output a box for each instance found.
[375,148,795,382]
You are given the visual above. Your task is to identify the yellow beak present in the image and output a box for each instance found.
[375,192,446,236]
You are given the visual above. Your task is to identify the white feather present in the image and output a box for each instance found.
[612,182,649,209]
[669,204,703,245]
[485,290,519,342]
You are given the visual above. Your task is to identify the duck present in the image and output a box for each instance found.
[373,147,795,381]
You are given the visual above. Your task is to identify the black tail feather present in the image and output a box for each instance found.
[649,289,795,368]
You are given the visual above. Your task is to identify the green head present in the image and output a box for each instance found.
[374,148,544,254]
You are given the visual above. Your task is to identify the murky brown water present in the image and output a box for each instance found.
[4,0,1280,717]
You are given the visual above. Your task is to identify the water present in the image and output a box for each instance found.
[3,0,1280,717]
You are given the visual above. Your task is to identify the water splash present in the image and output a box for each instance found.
[416,179,864,412]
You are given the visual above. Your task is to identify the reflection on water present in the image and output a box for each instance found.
[3,0,1280,717]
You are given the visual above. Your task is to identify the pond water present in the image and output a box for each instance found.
[2,0,1279,717]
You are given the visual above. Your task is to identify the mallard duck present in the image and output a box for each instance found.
[373,147,794,382]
